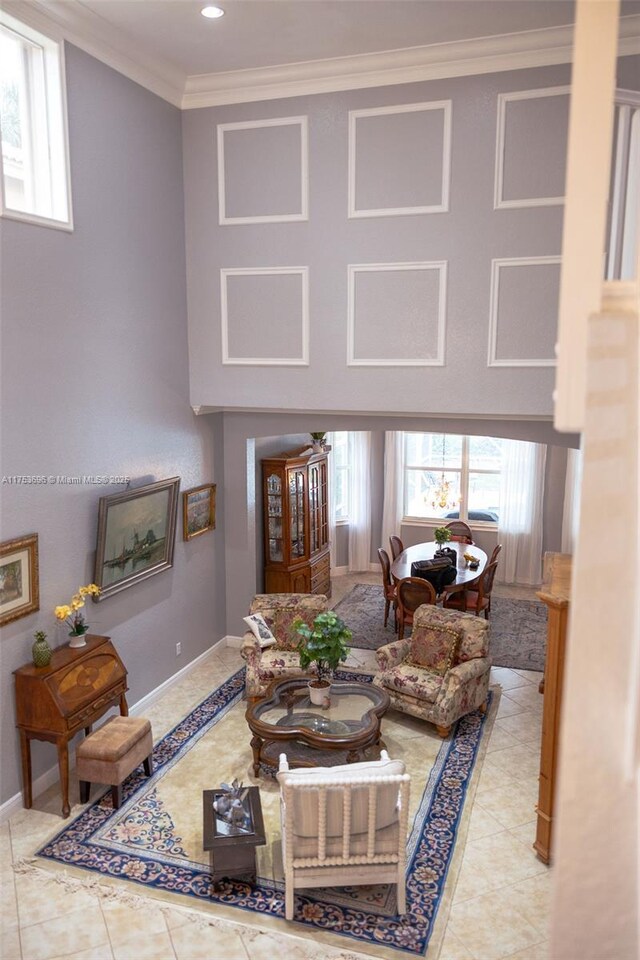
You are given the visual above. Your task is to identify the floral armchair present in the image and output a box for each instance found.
[241,593,328,698]
[373,604,491,737]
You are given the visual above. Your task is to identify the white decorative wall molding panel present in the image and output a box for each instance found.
[348,101,452,218]
[220,267,310,365]
[488,256,561,367]
[347,261,447,366]
[217,116,309,224]
[494,86,570,209]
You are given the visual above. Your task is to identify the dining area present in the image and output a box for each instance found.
[378,521,501,639]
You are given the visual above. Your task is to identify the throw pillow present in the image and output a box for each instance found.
[408,624,462,676]
[271,608,316,652]
[243,613,277,648]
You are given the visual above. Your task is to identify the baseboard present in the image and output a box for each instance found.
[0,636,230,824]
[225,634,244,648]
[332,564,378,576]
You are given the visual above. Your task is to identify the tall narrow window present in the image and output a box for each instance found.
[0,12,72,229]
[331,431,350,521]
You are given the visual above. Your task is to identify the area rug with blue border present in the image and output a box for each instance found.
[37,668,497,956]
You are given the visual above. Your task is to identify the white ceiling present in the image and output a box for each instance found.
[10,0,640,107]
[77,0,584,76]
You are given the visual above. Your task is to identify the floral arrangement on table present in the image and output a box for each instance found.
[54,584,101,643]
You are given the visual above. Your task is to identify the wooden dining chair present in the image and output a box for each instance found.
[489,543,502,565]
[396,577,437,639]
[389,535,404,561]
[377,548,397,628]
[444,520,473,544]
[443,561,498,619]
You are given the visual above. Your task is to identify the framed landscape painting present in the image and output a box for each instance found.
[183,483,216,541]
[0,533,39,626]
[94,478,180,600]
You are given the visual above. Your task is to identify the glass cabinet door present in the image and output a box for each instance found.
[288,468,306,560]
[309,462,324,553]
[266,472,283,562]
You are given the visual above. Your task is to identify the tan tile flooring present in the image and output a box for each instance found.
[1,576,552,960]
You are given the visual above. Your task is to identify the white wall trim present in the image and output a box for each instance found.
[0,640,229,824]
[220,266,310,366]
[347,261,447,367]
[6,5,640,110]
[348,100,452,218]
[488,256,561,367]
[217,115,309,225]
[494,86,571,210]
[183,18,640,109]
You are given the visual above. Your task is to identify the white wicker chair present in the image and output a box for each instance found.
[277,751,410,921]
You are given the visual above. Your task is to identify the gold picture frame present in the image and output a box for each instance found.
[94,477,181,600]
[0,533,40,626]
[183,484,216,541]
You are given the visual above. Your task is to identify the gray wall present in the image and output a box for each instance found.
[183,62,575,418]
[0,46,225,807]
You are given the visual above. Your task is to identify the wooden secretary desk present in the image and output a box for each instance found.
[262,447,330,596]
[14,634,128,817]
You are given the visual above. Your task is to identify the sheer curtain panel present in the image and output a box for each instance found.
[381,432,404,557]
[497,440,547,585]
[348,432,372,572]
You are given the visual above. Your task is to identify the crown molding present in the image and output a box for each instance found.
[6,0,185,107]
[182,15,640,109]
[5,4,640,110]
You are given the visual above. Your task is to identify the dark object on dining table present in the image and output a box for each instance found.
[433,546,458,565]
[411,558,457,594]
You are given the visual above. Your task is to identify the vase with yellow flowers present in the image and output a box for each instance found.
[55,584,101,648]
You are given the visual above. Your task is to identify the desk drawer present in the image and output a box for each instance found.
[67,679,127,731]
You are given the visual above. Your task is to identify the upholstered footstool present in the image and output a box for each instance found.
[76,715,153,809]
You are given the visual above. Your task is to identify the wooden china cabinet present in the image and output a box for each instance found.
[262,446,330,596]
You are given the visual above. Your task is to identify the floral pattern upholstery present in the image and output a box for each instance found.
[408,624,462,675]
[241,594,328,696]
[373,605,490,732]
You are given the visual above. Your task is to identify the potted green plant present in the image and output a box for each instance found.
[294,611,352,705]
[434,526,456,560]
[309,432,327,453]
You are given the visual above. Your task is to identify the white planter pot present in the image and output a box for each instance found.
[308,681,331,706]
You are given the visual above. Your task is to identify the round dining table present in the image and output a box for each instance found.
[390,541,488,595]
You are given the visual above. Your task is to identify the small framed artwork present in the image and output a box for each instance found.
[94,477,180,600]
[183,484,216,541]
[0,533,39,626]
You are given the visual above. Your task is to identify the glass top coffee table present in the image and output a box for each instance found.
[245,676,390,776]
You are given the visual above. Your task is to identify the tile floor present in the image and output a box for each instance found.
[1,576,552,960]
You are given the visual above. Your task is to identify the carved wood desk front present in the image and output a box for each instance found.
[13,634,129,817]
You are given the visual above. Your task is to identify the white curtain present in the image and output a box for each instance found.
[348,431,372,572]
[561,447,583,555]
[497,440,547,585]
[381,431,404,558]
[326,432,338,569]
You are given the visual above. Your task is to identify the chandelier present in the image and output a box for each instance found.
[428,436,459,512]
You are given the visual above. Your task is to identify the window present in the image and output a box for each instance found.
[0,12,72,229]
[403,432,503,523]
[331,431,350,521]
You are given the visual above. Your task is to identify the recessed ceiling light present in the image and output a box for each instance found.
[201,5,225,18]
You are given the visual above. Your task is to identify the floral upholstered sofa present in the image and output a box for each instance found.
[241,593,328,698]
[373,604,491,737]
